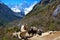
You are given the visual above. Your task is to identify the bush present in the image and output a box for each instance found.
[49,22,57,31]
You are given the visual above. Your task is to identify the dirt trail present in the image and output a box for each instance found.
[29,31,60,40]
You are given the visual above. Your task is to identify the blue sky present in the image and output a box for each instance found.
[2,0,40,7]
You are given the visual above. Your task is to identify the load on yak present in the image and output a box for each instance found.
[12,24,43,40]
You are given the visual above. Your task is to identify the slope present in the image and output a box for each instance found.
[0,3,21,26]
[20,0,60,31]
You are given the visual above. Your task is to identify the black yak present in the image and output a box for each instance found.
[28,27,37,36]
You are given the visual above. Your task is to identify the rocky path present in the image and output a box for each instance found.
[29,31,60,40]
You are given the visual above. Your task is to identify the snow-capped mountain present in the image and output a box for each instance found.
[10,1,38,16]
[10,5,25,17]
[11,5,21,12]
[24,1,37,15]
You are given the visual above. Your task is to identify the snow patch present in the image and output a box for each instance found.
[11,5,21,12]
[24,1,38,15]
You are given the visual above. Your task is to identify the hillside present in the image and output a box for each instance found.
[20,0,60,31]
[0,3,21,26]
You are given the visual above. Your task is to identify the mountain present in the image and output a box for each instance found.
[0,3,22,26]
[11,5,25,17]
[14,12,25,17]
[0,0,60,40]
[20,0,60,31]
[10,1,38,16]
[0,1,37,26]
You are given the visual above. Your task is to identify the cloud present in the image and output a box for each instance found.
[11,5,21,12]
[24,1,38,15]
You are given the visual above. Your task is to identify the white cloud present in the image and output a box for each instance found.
[24,1,38,15]
[11,5,21,12]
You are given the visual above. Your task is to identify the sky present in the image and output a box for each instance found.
[2,0,40,6]
[1,0,41,15]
